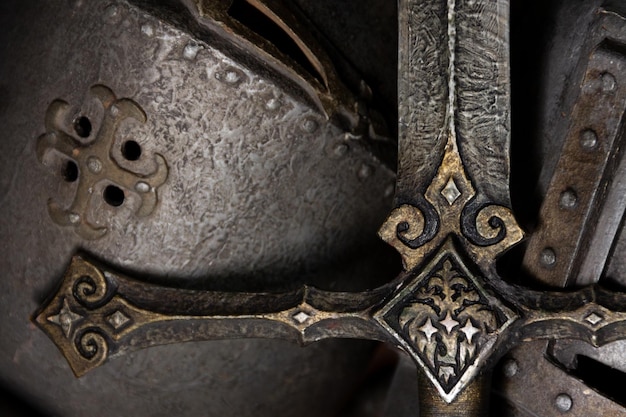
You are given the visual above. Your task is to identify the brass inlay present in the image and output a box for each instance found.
[374,238,517,403]
[30,1,626,413]
[37,85,168,239]
[379,132,524,272]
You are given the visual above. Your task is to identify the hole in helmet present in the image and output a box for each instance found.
[62,160,79,182]
[228,0,326,87]
[103,185,124,207]
[73,116,92,138]
[121,140,142,161]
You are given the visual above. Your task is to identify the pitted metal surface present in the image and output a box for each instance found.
[5,0,395,284]
[3,0,626,416]
[0,1,396,416]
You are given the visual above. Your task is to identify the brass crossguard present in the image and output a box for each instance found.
[33,0,626,410]
[35,246,626,402]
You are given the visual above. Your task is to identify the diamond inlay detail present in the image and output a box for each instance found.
[584,312,604,326]
[293,311,311,324]
[459,320,480,343]
[440,311,460,334]
[47,298,83,338]
[107,310,131,330]
[441,177,461,205]
[419,318,438,342]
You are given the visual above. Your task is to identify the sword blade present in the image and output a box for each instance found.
[397,0,512,207]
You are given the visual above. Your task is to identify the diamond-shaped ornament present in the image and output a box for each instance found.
[374,239,517,402]
[584,312,604,326]
[107,310,131,330]
[441,177,461,205]
[292,311,311,324]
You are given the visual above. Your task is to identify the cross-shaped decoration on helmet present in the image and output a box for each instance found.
[34,0,626,415]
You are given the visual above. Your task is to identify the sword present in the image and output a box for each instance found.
[34,0,626,415]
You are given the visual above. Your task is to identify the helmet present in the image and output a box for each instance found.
[0,0,398,415]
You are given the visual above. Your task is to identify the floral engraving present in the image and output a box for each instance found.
[399,257,500,388]
[375,239,517,402]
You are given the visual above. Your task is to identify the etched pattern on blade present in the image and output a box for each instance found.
[454,0,512,204]
[397,0,448,200]
[396,0,512,205]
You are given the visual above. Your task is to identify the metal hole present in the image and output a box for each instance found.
[62,160,78,182]
[122,140,141,161]
[103,185,124,207]
[73,116,92,138]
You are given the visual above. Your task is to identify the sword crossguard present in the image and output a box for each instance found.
[35,245,626,402]
[32,0,626,409]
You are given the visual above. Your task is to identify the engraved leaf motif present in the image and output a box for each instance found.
[458,303,498,334]
[396,256,501,379]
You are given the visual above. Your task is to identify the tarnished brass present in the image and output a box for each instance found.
[417,373,491,417]
[36,85,168,239]
[33,226,626,404]
[31,0,626,415]
[373,237,517,403]
[35,255,392,377]
[378,132,524,272]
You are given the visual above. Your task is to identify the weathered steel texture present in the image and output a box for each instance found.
[502,5,626,416]
[6,0,626,415]
[454,0,511,207]
[385,342,626,417]
[515,11,626,414]
[5,0,395,285]
[493,342,626,417]
[37,85,168,239]
[382,0,626,414]
[396,0,512,207]
[396,0,448,202]
[523,10,626,287]
[31,0,626,412]
[0,0,398,416]
[552,338,626,375]
[374,1,522,408]
[34,255,393,377]
[188,0,354,116]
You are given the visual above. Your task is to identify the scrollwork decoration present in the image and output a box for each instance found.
[460,202,525,265]
[378,199,440,269]
[65,253,116,309]
[33,246,626,403]
[75,328,109,366]
[34,256,145,377]
[379,132,524,271]
[374,239,517,402]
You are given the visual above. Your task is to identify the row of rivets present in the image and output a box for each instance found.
[539,70,618,271]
